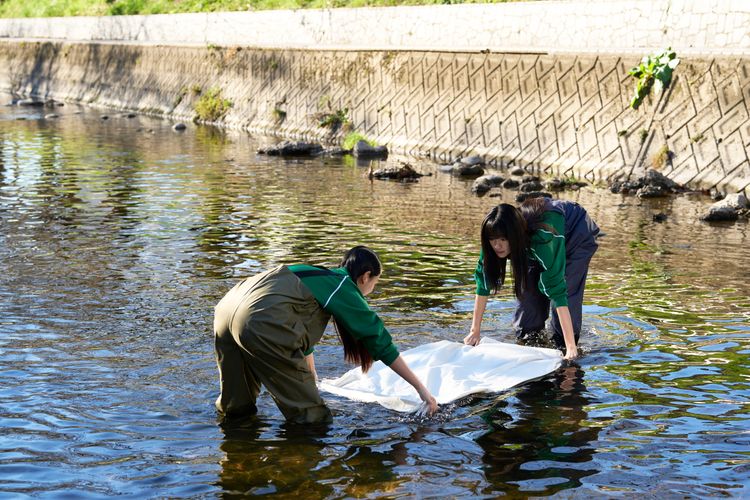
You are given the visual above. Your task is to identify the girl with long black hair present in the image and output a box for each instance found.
[463,198,600,360]
[213,246,437,423]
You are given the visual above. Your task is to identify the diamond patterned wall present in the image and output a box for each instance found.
[1,41,748,194]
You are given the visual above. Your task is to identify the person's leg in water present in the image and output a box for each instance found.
[550,247,595,352]
[214,298,260,418]
[513,260,550,346]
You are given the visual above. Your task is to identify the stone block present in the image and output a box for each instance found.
[716,76,744,114]
[558,69,578,102]
[576,118,598,158]
[598,68,621,106]
[578,70,600,104]
[557,117,577,153]
[597,122,621,161]
[714,102,748,140]
[717,129,749,171]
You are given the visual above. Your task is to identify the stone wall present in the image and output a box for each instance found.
[2,41,748,194]
[1,1,750,55]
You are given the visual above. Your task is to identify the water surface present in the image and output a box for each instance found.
[1,100,749,498]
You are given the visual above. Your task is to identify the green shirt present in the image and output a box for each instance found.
[473,210,568,308]
[288,264,400,366]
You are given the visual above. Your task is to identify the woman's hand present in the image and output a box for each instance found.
[463,329,481,346]
[418,386,438,416]
[563,345,578,360]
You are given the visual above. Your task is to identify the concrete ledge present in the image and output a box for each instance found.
[1,1,750,55]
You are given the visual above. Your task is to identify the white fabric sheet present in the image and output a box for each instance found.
[318,338,562,413]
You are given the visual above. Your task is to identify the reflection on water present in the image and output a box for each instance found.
[1,99,749,497]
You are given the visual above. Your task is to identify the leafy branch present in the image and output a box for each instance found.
[628,48,680,110]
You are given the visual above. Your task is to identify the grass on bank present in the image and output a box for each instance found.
[0,0,522,19]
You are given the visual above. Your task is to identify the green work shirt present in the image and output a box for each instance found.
[473,210,568,308]
[288,264,400,366]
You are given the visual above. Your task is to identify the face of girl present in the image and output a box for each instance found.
[357,271,380,296]
[489,237,510,258]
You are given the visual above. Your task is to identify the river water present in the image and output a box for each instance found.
[1,100,749,498]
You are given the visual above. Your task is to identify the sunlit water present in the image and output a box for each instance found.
[1,99,749,498]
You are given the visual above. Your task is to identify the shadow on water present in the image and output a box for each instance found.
[474,366,599,496]
[1,97,749,497]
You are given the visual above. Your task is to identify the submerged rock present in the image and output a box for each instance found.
[519,180,544,192]
[700,193,749,222]
[460,156,485,167]
[257,141,324,156]
[471,174,504,195]
[516,191,552,203]
[502,178,520,189]
[172,122,187,131]
[610,169,685,197]
[453,162,485,177]
[370,162,424,181]
[353,140,388,159]
[16,98,45,107]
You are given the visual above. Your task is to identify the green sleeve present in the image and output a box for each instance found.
[324,280,399,366]
[474,248,491,296]
[530,211,568,308]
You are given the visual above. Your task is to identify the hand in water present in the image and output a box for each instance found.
[417,388,438,417]
[563,345,579,360]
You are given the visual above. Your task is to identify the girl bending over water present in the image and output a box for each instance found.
[464,198,600,360]
[213,246,438,423]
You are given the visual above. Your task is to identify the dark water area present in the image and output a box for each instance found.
[1,99,749,498]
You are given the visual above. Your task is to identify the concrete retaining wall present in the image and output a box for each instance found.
[1,1,750,55]
[1,2,749,194]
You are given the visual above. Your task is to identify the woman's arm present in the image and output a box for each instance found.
[464,294,488,346]
[555,305,579,360]
[388,355,438,415]
[305,353,318,381]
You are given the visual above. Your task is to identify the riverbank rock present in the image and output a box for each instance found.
[700,193,749,222]
[257,141,324,156]
[516,191,552,202]
[442,156,486,177]
[472,174,505,195]
[520,179,544,192]
[502,178,520,189]
[370,162,424,181]
[353,140,388,159]
[44,113,59,119]
[16,98,45,107]
[610,169,684,197]
[544,178,588,191]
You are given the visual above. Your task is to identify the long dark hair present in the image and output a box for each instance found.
[480,203,529,299]
[519,197,556,238]
[334,246,381,373]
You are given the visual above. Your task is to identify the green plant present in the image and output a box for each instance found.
[272,107,286,122]
[617,129,628,137]
[690,133,704,143]
[194,87,232,122]
[191,85,202,95]
[651,144,671,169]
[628,48,680,110]
[342,132,377,150]
[172,86,188,108]
[639,128,649,144]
